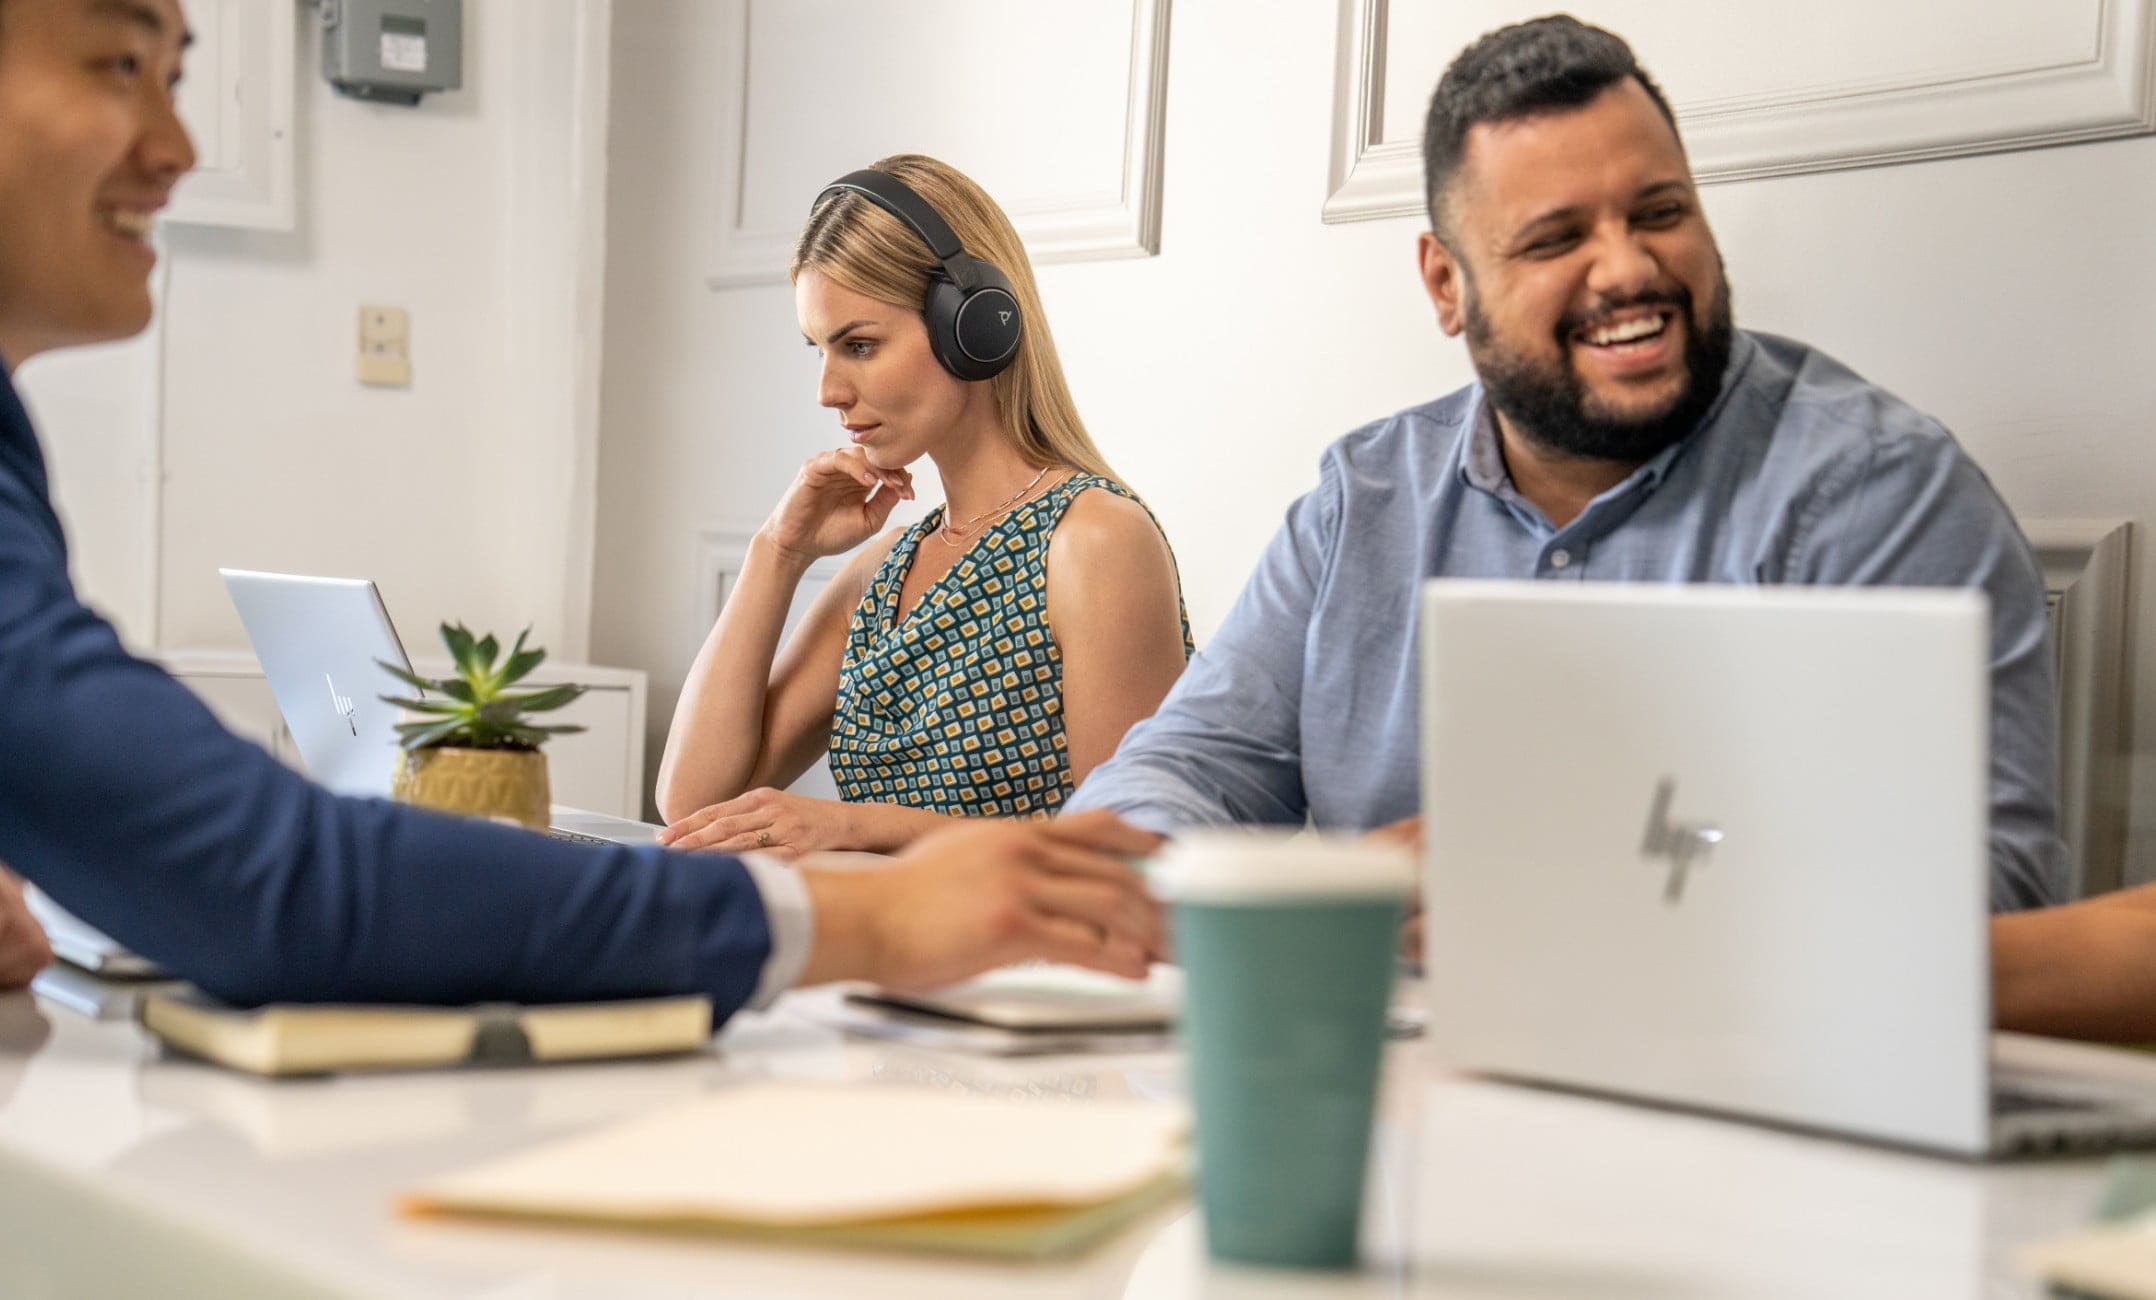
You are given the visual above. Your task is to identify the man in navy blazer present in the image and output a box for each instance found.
[0,0,1161,1014]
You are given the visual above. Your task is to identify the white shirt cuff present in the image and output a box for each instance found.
[739,851,813,1010]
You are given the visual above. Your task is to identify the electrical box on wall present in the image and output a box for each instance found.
[357,305,411,387]
[319,0,463,106]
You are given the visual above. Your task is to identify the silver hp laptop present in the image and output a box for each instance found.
[219,569,658,846]
[1419,579,2156,1158]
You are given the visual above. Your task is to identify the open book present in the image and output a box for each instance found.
[140,990,712,1076]
[401,1083,1190,1258]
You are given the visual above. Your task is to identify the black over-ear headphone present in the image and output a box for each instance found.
[811,169,1023,382]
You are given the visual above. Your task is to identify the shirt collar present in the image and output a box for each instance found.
[0,356,57,522]
[1,355,32,460]
[1457,330,1758,501]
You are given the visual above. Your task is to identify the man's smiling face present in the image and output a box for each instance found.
[0,0,194,366]
[1421,77,1734,463]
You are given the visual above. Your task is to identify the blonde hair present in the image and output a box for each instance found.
[790,154,1117,482]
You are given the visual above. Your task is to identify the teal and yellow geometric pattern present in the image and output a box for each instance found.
[829,474,1192,818]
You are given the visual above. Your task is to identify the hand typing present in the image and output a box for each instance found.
[659,787,859,858]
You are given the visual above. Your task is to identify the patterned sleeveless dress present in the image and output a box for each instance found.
[828,473,1193,817]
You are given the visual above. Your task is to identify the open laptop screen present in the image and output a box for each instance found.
[219,569,417,798]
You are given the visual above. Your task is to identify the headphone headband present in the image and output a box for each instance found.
[807,166,1024,383]
[814,170,968,276]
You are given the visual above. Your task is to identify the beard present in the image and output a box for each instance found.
[1464,271,1735,465]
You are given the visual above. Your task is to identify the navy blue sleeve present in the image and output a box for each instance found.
[0,467,773,1014]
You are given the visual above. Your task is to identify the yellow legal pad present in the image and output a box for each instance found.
[2025,1228,2156,1298]
[400,1083,1191,1259]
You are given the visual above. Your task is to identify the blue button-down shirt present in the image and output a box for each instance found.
[1070,332,2066,911]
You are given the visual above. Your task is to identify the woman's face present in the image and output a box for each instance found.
[795,268,980,471]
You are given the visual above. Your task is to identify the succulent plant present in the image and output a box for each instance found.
[378,624,587,752]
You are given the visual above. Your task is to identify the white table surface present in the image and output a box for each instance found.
[0,982,2140,1299]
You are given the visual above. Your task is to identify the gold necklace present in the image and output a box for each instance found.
[937,466,1061,548]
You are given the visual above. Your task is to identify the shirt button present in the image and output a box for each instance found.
[1549,549,1573,570]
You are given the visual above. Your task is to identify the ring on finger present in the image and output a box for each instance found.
[756,829,771,847]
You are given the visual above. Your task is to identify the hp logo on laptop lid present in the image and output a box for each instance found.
[326,673,358,736]
[1640,777,1722,904]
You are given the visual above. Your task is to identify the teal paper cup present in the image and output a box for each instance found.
[1155,832,1412,1270]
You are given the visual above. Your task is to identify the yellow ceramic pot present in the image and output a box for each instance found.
[391,747,550,830]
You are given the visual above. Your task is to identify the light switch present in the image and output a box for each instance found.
[358,304,411,387]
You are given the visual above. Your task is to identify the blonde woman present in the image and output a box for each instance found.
[656,155,1191,856]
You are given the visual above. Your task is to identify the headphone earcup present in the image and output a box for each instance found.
[925,260,1022,382]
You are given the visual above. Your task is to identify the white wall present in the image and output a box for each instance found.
[21,0,605,663]
[590,0,2151,870]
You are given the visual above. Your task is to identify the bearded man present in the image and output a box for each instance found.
[1070,14,2064,912]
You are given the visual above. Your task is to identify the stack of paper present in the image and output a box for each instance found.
[816,964,1180,1055]
[2023,1159,2156,1295]
[2025,1221,2156,1297]
[401,1083,1190,1258]
[819,964,1423,1054]
[855,964,1182,1031]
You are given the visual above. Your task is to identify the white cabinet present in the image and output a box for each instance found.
[161,651,649,819]
[695,530,844,799]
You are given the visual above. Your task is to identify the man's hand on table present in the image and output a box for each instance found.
[793,811,1165,991]
[1364,817,1425,962]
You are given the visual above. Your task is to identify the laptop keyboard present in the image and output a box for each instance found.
[547,828,616,847]
[1994,1087,2106,1117]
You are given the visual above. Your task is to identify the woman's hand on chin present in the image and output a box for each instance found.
[761,448,915,565]
[658,787,861,858]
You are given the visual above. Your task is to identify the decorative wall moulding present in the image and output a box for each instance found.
[691,529,847,799]
[1326,0,2156,224]
[692,531,846,648]
[2025,519,2134,899]
[169,0,296,231]
[709,0,1171,288]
